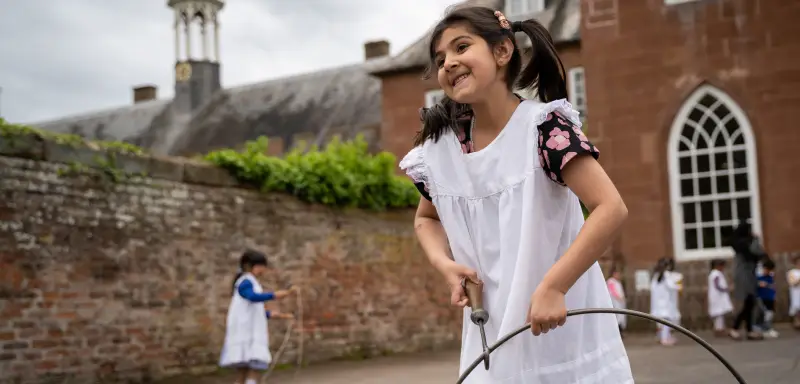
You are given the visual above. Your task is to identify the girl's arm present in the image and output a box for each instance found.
[540,155,628,295]
[237,279,276,303]
[414,198,455,273]
[713,275,728,292]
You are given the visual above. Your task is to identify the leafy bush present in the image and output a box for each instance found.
[204,135,420,210]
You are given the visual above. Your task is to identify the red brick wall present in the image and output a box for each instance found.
[580,0,800,267]
[0,146,459,383]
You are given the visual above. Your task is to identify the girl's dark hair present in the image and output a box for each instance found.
[231,249,268,294]
[653,257,672,283]
[710,258,726,270]
[415,6,568,146]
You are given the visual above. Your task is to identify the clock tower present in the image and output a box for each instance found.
[168,0,224,115]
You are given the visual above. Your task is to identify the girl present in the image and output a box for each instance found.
[606,265,627,335]
[788,255,800,330]
[219,250,296,384]
[399,6,632,383]
[707,259,733,337]
[650,258,681,346]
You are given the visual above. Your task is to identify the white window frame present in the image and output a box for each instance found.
[567,67,587,121]
[424,89,445,108]
[664,0,700,5]
[667,84,762,262]
[505,0,546,17]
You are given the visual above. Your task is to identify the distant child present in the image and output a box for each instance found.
[219,250,297,384]
[606,265,627,335]
[707,259,733,337]
[756,259,779,338]
[787,255,800,330]
[650,257,681,346]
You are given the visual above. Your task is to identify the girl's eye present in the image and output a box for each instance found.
[456,44,468,53]
[436,58,445,68]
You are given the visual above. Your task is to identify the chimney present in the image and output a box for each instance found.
[364,40,390,60]
[133,85,157,104]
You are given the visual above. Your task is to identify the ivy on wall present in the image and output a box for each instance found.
[203,136,419,210]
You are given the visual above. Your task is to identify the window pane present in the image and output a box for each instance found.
[702,226,716,249]
[720,225,734,246]
[736,197,751,221]
[718,199,732,221]
[698,177,712,195]
[715,174,730,194]
[732,150,747,169]
[679,157,692,175]
[734,173,748,191]
[700,201,714,223]
[681,179,694,197]
[685,229,698,250]
[697,154,710,172]
[714,152,728,170]
[682,203,696,224]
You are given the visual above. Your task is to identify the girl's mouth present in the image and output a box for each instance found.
[453,73,470,87]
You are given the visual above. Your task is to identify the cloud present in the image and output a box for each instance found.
[0,0,459,123]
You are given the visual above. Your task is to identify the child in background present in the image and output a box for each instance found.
[788,255,800,330]
[606,265,627,336]
[650,257,681,346]
[707,259,733,337]
[219,250,297,384]
[756,259,779,338]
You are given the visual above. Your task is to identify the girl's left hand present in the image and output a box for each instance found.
[527,284,567,336]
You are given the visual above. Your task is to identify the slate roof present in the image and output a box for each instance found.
[29,0,580,156]
[30,60,382,156]
[369,0,581,76]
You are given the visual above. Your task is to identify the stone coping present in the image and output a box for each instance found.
[0,133,239,188]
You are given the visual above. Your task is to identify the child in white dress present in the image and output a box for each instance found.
[606,265,627,335]
[650,258,681,346]
[400,6,632,383]
[219,250,296,384]
[707,259,733,337]
[788,255,800,329]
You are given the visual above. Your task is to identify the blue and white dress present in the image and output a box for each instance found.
[219,273,275,370]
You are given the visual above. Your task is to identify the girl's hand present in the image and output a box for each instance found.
[274,289,294,299]
[274,312,295,320]
[527,284,567,336]
[440,261,481,308]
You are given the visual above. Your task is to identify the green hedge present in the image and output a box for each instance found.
[203,136,419,210]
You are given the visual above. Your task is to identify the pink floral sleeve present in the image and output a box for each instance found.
[537,111,599,186]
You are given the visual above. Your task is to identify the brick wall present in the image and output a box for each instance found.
[0,139,460,383]
[580,0,800,267]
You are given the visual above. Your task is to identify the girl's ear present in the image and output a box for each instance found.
[493,37,515,67]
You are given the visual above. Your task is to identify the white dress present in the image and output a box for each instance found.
[650,272,681,322]
[400,99,632,384]
[707,269,733,318]
[606,277,627,328]
[219,273,272,369]
[787,268,800,316]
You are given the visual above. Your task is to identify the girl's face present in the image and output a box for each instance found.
[251,264,268,277]
[434,24,513,104]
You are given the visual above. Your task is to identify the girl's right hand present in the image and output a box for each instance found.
[441,261,482,308]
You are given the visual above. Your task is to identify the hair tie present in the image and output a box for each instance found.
[494,11,511,30]
[511,21,523,32]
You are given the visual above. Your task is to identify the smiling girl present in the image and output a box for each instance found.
[400,6,633,383]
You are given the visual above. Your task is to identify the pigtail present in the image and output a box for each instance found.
[413,96,473,146]
[231,270,243,295]
[512,19,568,103]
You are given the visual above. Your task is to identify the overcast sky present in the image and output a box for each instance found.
[0,0,459,124]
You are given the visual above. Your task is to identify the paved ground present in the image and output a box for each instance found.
[164,324,800,383]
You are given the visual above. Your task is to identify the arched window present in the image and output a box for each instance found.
[667,85,762,261]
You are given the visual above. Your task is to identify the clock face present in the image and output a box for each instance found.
[175,62,192,82]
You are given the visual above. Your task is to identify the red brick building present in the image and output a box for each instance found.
[370,0,800,268]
